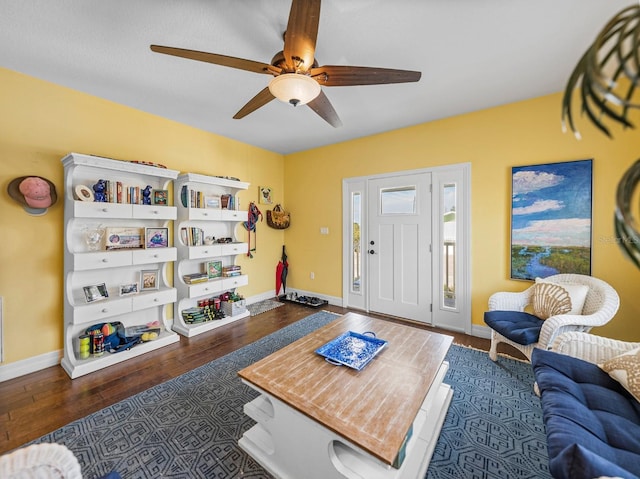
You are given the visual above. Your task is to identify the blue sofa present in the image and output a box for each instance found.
[532,347,640,479]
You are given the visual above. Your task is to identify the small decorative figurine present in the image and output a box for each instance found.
[93,179,107,202]
[142,185,152,205]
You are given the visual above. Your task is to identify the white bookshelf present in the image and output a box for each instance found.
[173,173,250,337]
[61,152,180,378]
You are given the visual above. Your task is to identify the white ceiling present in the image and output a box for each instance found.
[0,1,632,154]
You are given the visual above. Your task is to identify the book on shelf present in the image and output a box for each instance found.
[222,265,241,277]
[183,273,209,284]
[222,271,242,277]
[182,306,216,323]
[79,180,163,205]
[180,227,204,246]
[184,188,240,210]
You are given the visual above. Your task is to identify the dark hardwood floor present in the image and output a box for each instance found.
[0,303,521,455]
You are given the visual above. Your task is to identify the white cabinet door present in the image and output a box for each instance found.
[187,280,226,298]
[188,244,223,260]
[132,289,177,311]
[224,275,249,290]
[188,208,222,221]
[73,298,131,324]
[73,201,132,219]
[132,204,177,220]
[221,243,249,256]
[132,248,177,265]
[72,251,132,271]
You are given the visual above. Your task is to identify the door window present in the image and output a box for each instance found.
[380,186,416,215]
[442,183,457,309]
[351,192,362,293]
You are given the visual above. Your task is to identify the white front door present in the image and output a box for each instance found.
[367,173,432,322]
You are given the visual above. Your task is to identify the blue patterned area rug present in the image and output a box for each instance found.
[30,312,550,479]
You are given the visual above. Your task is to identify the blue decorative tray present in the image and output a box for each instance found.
[315,331,387,370]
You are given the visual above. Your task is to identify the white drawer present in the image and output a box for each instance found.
[187,279,225,298]
[221,242,248,256]
[131,288,177,311]
[132,204,177,220]
[188,208,222,221]
[188,244,223,259]
[73,201,132,219]
[73,297,131,324]
[132,247,177,265]
[223,274,249,289]
[220,209,246,221]
[72,250,132,271]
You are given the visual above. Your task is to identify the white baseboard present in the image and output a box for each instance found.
[245,291,280,305]
[0,349,62,383]
[0,291,295,382]
[281,288,343,308]
[0,292,490,382]
[471,324,492,339]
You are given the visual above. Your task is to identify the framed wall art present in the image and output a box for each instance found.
[145,227,169,248]
[206,260,223,279]
[83,283,109,303]
[153,189,168,205]
[259,186,272,204]
[105,227,143,250]
[511,159,593,280]
[119,282,139,296]
[205,195,221,209]
[141,269,159,290]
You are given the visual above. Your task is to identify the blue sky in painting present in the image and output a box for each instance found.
[512,159,592,247]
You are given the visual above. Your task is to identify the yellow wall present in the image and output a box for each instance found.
[2,65,639,369]
[285,94,640,342]
[0,67,284,364]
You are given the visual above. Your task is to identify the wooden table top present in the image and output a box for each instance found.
[237,312,453,465]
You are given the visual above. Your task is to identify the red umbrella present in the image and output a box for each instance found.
[276,245,289,297]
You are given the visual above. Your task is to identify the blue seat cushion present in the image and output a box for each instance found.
[532,348,640,479]
[483,310,544,345]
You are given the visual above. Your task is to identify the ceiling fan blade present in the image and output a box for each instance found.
[283,0,321,72]
[233,87,276,119]
[310,65,421,86]
[307,91,342,128]
[150,45,279,75]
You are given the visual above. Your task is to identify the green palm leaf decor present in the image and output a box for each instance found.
[562,5,640,139]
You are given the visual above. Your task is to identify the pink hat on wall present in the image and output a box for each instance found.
[7,176,58,215]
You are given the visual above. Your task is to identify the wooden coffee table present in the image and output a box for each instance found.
[237,312,453,479]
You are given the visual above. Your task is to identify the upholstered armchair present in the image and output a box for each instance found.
[484,274,620,361]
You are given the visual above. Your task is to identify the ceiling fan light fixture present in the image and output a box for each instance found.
[268,73,321,106]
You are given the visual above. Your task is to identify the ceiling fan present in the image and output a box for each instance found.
[150,0,421,128]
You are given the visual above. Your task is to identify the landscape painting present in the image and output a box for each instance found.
[511,159,592,280]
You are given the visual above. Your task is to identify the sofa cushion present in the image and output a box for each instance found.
[554,443,640,479]
[484,310,544,345]
[600,347,640,403]
[532,348,640,478]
